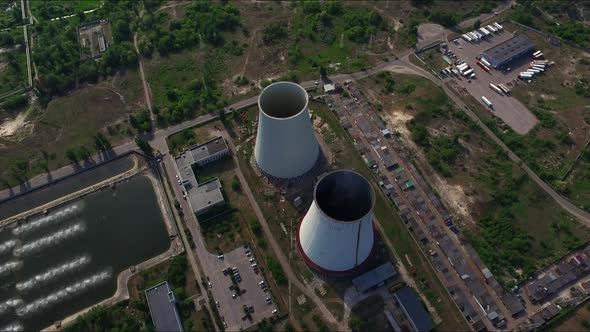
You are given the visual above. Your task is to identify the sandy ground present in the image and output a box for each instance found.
[417,23,445,48]
[0,111,30,139]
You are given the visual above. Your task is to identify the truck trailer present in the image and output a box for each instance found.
[493,22,503,30]
[489,83,503,95]
[462,69,474,76]
[481,96,493,108]
[498,84,510,94]
[477,61,491,72]
[480,58,492,67]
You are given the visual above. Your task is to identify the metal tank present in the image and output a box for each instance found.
[297,170,375,276]
[254,82,320,179]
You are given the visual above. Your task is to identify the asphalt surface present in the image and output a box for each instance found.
[446,30,538,134]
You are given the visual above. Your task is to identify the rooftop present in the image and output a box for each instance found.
[481,34,535,65]
[394,286,435,332]
[188,136,228,164]
[352,262,397,293]
[145,281,183,332]
[190,178,224,215]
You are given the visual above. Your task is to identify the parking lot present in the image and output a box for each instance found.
[207,245,277,331]
[445,29,539,134]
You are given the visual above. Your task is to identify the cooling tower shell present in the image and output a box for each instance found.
[297,170,375,276]
[254,82,320,179]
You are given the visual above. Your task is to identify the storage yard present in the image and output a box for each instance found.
[442,24,546,134]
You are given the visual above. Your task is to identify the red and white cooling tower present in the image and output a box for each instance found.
[254,82,320,179]
[297,170,375,276]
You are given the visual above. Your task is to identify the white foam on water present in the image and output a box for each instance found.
[13,223,86,257]
[0,298,23,315]
[16,269,112,317]
[15,255,91,292]
[0,323,23,332]
[0,261,23,277]
[12,204,81,236]
[0,240,17,256]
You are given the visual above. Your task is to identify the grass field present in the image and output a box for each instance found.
[359,72,590,285]
[0,70,143,189]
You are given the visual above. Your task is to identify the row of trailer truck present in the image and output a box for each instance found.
[519,59,553,80]
[462,22,503,43]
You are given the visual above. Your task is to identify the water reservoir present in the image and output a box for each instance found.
[0,175,170,330]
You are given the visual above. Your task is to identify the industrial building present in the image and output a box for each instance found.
[182,136,230,166]
[297,170,375,276]
[394,287,434,332]
[174,136,229,215]
[145,281,184,332]
[254,82,320,179]
[191,178,224,215]
[481,34,535,68]
[352,261,397,293]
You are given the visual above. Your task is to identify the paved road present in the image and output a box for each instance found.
[153,135,221,332]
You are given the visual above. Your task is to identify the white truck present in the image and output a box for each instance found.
[480,58,492,67]
[493,22,503,30]
[498,84,510,94]
[481,96,493,109]
[489,83,503,95]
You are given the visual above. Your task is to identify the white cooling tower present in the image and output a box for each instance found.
[297,170,375,276]
[254,82,320,179]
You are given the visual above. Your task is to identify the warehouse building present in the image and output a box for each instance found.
[145,281,184,332]
[481,34,535,68]
[394,287,434,332]
[352,262,397,293]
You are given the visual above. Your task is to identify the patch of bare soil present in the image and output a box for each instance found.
[0,111,33,141]
[417,23,445,46]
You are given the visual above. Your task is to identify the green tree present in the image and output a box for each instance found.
[349,313,366,331]
[135,137,154,156]
[320,65,327,78]
[250,218,262,234]
[231,176,241,191]
[65,149,78,163]
[473,19,481,30]
[262,22,288,45]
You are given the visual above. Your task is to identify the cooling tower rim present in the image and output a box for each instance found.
[296,213,376,276]
[314,169,375,224]
[258,81,309,121]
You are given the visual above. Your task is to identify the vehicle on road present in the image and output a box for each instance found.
[272,309,278,314]
[217,254,224,259]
